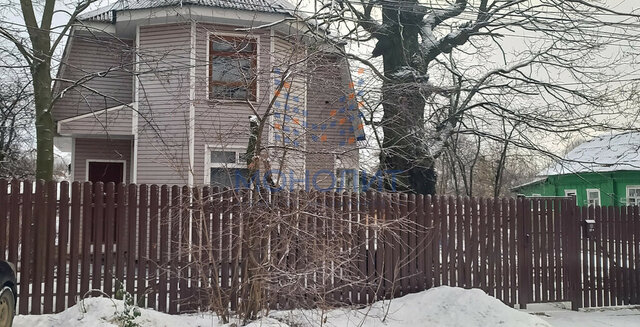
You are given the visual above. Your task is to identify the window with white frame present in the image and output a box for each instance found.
[586,188,601,207]
[206,148,249,188]
[209,35,257,101]
[627,186,640,206]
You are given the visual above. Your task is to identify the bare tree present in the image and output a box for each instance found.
[312,0,640,194]
[0,0,98,180]
[0,65,34,178]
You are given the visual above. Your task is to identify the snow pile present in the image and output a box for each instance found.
[14,287,551,327]
[276,286,551,327]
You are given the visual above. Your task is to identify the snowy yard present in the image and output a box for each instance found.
[11,286,640,327]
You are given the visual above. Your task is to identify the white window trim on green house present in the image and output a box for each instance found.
[564,189,577,204]
[626,185,640,206]
[586,188,601,207]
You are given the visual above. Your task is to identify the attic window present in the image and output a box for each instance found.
[209,35,257,101]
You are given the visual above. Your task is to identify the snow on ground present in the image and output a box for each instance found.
[526,302,640,327]
[12,286,638,327]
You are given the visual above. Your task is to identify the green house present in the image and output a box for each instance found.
[514,132,640,206]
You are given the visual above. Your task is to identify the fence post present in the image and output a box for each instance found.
[517,196,531,309]
[565,196,582,310]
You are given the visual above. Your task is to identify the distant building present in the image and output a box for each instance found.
[513,132,640,206]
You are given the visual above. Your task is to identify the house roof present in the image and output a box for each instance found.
[511,176,547,191]
[79,0,297,22]
[540,131,640,176]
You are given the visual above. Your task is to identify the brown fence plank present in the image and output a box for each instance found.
[115,183,127,294]
[463,197,472,289]
[191,187,202,309]
[470,197,479,289]
[209,186,221,306]
[532,198,541,303]
[632,206,640,305]
[138,184,149,308]
[148,184,159,309]
[229,188,240,311]
[487,197,495,297]
[622,206,631,305]
[43,181,58,313]
[168,185,179,314]
[455,197,463,288]
[517,197,530,308]
[103,183,116,298]
[427,195,438,288]
[158,185,170,312]
[0,180,7,261]
[589,206,597,306]
[495,198,504,301]
[126,184,138,296]
[92,182,104,294]
[415,194,425,290]
[18,181,33,314]
[8,180,20,267]
[399,193,409,295]
[440,196,448,286]
[449,196,457,287]
[31,180,46,314]
[408,193,418,293]
[540,199,548,303]
[552,198,562,301]
[68,182,81,308]
[580,206,589,307]
[80,182,93,303]
[219,188,230,309]
[602,206,610,306]
[508,198,517,305]
[615,206,623,305]
[478,198,486,290]
[607,206,616,305]
[56,181,70,312]
[595,205,603,306]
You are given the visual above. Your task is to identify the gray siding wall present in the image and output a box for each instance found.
[73,138,133,182]
[268,32,307,187]
[192,23,273,185]
[59,106,132,136]
[306,55,360,188]
[136,23,192,185]
[53,32,133,121]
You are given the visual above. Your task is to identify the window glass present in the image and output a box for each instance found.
[587,189,600,206]
[210,56,252,82]
[211,151,236,164]
[209,36,256,100]
[627,187,640,205]
[210,168,249,188]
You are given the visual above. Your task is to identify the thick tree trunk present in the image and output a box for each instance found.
[31,37,54,181]
[377,0,437,195]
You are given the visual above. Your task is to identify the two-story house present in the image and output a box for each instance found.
[53,0,364,189]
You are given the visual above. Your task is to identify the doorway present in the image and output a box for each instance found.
[87,160,125,184]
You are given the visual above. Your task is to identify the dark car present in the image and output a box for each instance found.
[0,260,16,327]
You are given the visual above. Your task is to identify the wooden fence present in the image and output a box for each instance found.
[0,179,638,315]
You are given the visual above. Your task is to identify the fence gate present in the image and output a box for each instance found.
[518,197,581,310]
[579,205,640,307]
